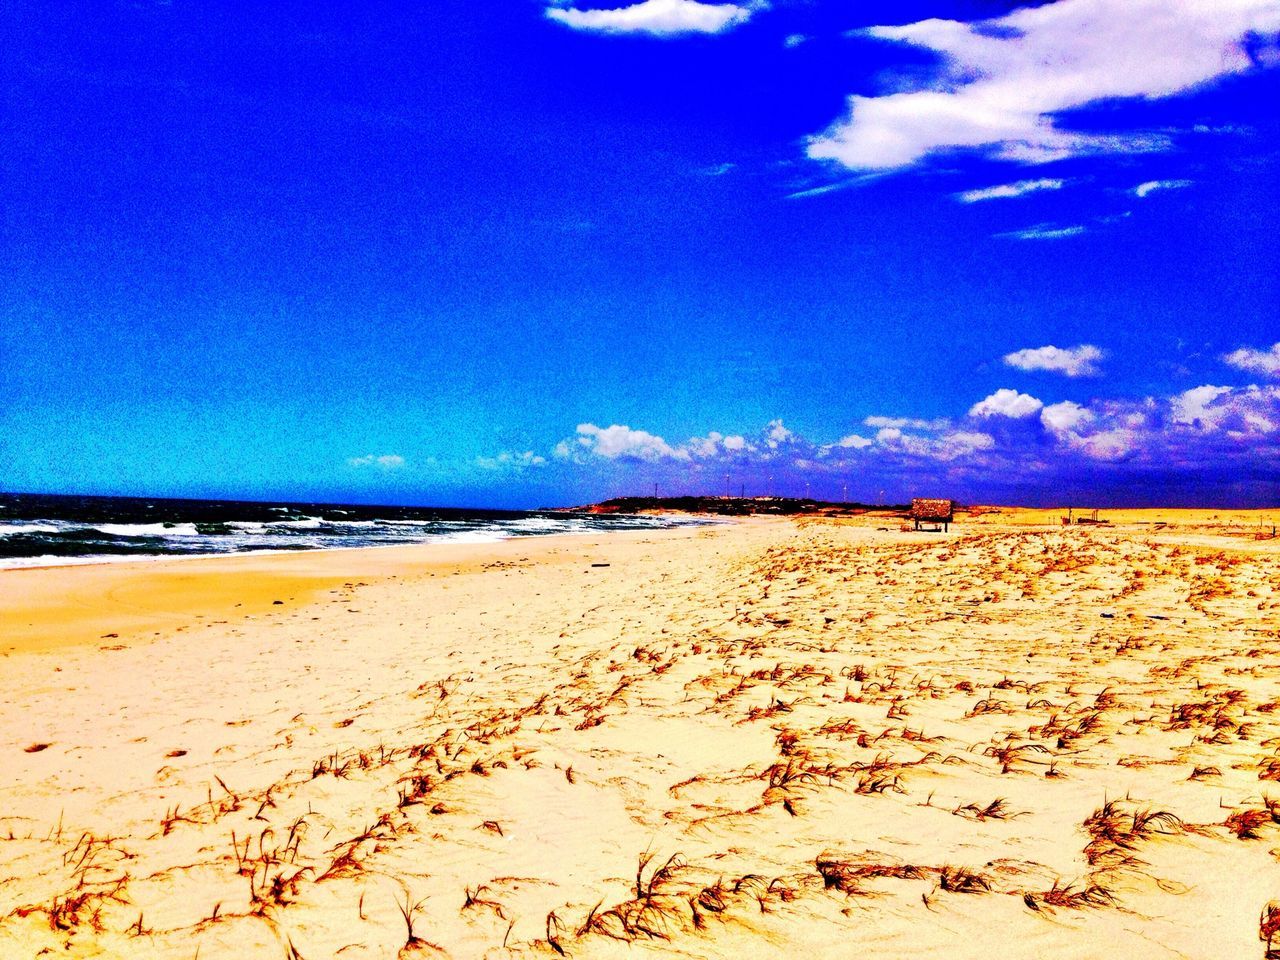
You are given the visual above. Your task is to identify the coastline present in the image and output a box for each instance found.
[0,520,729,655]
[2,510,1279,958]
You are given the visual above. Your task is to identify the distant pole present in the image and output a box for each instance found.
[653,482,658,500]
[740,483,745,499]
[769,475,774,498]
[725,474,730,499]
[842,482,848,503]
[805,481,811,501]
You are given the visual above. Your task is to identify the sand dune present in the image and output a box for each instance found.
[2,511,1279,958]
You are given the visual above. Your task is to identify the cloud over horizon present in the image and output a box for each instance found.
[347,454,406,471]
[807,0,1280,172]
[556,423,689,461]
[508,380,1279,504]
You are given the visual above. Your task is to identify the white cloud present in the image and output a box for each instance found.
[863,415,950,430]
[765,419,794,446]
[1133,178,1193,198]
[540,388,1280,494]
[687,430,754,457]
[347,454,406,470]
[1166,384,1280,436]
[1073,427,1140,461]
[1047,385,1279,462]
[872,427,996,461]
[1205,385,1280,437]
[998,223,1086,240]
[565,423,688,461]
[1172,384,1235,429]
[956,178,1064,203]
[784,33,806,48]
[807,0,1280,172]
[545,0,757,36]
[969,388,1044,419]
[557,420,794,465]
[1223,342,1280,377]
[1041,400,1094,433]
[1004,343,1105,377]
[832,433,873,449]
[941,431,997,456]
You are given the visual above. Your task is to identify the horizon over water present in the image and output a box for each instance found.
[0,492,713,569]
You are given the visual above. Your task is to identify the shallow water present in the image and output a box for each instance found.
[0,492,710,568]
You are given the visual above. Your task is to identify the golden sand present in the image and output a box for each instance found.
[2,510,1279,958]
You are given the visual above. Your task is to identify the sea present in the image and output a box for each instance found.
[0,492,712,569]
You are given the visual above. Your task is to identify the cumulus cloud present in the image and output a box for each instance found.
[1223,342,1280,377]
[892,385,1278,465]
[555,420,804,465]
[1172,384,1234,428]
[869,427,997,461]
[765,419,794,446]
[347,454,406,470]
[1070,427,1141,462]
[540,386,1280,502]
[558,424,680,463]
[956,178,1064,203]
[687,431,753,457]
[1168,384,1279,436]
[807,0,1280,172]
[559,423,687,461]
[1133,178,1193,198]
[545,0,758,36]
[969,389,1044,419]
[1041,400,1094,433]
[1004,343,1105,377]
[1040,385,1279,465]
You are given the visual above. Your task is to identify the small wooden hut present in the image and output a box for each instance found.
[911,498,954,532]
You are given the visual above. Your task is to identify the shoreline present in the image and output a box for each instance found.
[3,510,1280,958]
[4,508,1275,657]
[0,520,730,656]
[0,513,726,574]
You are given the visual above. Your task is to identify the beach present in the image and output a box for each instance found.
[3,510,1280,958]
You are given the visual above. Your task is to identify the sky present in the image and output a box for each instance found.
[1,0,1278,509]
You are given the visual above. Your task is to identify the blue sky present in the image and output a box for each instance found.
[2,0,1278,508]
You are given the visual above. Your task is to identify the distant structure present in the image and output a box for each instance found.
[911,498,954,532]
[1061,508,1110,526]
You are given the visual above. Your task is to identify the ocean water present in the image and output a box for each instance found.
[0,493,712,569]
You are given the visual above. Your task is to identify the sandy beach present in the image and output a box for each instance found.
[3,510,1280,958]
